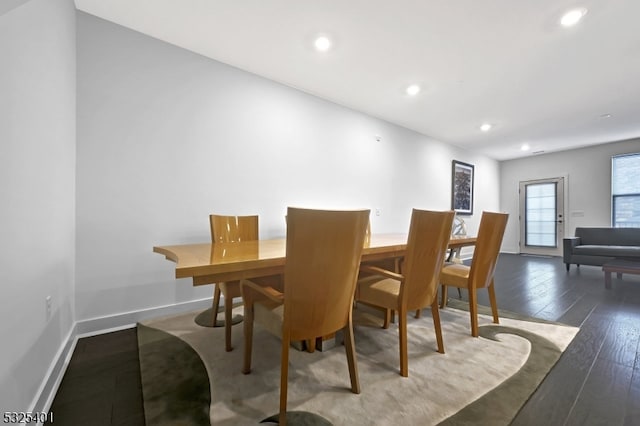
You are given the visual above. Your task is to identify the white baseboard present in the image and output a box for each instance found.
[29,323,77,424]
[31,297,214,422]
[76,297,213,337]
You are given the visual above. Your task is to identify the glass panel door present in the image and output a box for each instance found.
[519,177,564,256]
[526,183,557,246]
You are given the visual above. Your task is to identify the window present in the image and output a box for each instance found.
[612,153,640,228]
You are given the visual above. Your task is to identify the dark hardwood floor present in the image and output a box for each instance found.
[46,254,640,425]
[45,328,144,426]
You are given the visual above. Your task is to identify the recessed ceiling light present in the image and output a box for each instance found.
[314,36,332,52]
[406,84,421,96]
[560,8,587,27]
[600,113,612,118]
[521,143,530,151]
[480,123,492,132]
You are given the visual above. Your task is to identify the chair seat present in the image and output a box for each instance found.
[357,275,400,310]
[254,300,284,338]
[440,263,470,287]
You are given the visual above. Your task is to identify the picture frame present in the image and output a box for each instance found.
[451,160,474,215]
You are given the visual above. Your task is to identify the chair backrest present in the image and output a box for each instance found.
[401,209,455,311]
[365,220,371,246]
[283,207,370,341]
[468,211,509,289]
[210,215,259,243]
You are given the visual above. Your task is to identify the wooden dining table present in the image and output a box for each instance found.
[153,234,477,286]
[154,233,476,351]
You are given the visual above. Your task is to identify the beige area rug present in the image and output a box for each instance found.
[138,304,578,425]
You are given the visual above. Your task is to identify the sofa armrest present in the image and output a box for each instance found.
[563,237,581,263]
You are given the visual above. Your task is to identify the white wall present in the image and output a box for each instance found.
[0,0,76,414]
[13,1,638,414]
[0,4,506,412]
[500,138,640,253]
[0,0,31,16]
[76,12,500,323]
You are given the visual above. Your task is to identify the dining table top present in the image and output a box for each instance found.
[153,234,476,285]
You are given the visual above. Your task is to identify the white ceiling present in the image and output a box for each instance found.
[74,0,640,160]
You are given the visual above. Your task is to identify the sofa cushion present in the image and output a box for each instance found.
[576,227,640,246]
[573,245,640,258]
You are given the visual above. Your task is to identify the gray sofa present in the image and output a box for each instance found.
[563,227,640,271]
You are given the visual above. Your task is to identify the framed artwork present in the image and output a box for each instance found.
[451,160,474,215]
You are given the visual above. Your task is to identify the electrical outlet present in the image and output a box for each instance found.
[375,208,381,216]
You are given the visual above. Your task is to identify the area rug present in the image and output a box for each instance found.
[138,302,578,425]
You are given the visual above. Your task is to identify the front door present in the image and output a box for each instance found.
[519,177,565,256]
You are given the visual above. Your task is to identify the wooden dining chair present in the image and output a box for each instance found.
[357,221,403,329]
[440,211,509,337]
[209,214,259,351]
[356,209,455,377]
[240,207,370,425]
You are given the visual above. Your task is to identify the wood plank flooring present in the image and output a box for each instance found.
[45,328,144,426]
[46,253,640,425]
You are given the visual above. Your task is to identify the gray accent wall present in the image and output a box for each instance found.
[0,0,76,414]
[500,138,640,253]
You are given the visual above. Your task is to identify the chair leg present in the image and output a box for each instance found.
[212,284,222,327]
[356,301,391,329]
[306,339,315,353]
[487,279,499,324]
[224,292,233,351]
[440,284,448,308]
[398,309,408,377]
[468,286,479,337]
[279,332,291,426]
[344,320,360,394]
[242,302,254,374]
[382,308,391,329]
[430,300,445,354]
